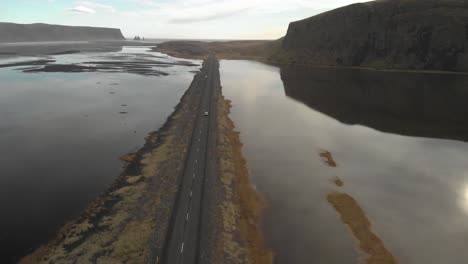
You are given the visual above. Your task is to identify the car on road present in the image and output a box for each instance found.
[203,112,209,116]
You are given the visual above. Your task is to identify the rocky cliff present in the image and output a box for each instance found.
[0,23,125,43]
[277,0,468,72]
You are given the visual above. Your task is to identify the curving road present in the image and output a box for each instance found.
[161,55,219,264]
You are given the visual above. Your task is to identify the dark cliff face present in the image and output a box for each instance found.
[280,0,468,72]
[0,23,125,43]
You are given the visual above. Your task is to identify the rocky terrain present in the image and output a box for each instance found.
[277,0,468,72]
[0,23,125,43]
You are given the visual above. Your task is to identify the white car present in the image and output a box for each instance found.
[203,112,209,116]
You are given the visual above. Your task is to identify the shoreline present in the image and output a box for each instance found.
[206,96,273,263]
[154,40,468,76]
[20,55,271,264]
[20,58,207,263]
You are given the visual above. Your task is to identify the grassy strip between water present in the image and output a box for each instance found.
[213,96,273,263]
[327,192,398,264]
[19,62,272,264]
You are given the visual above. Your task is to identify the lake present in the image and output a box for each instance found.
[220,60,468,264]
[0,46,200,263]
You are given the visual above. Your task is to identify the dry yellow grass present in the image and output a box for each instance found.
[327,192,398,264]
[118,153,137,162]
[215,96,273,264]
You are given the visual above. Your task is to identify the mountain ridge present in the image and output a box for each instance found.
[0,22,125,43]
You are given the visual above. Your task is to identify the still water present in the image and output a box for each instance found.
[0,47,200,263]
[220,60,468,264]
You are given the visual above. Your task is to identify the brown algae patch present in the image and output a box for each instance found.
[214,96,273,263]
[331,176,344,187]
[327,192,398,264]
[320,150,337,167]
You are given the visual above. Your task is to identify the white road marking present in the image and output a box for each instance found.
[186,213,189,221]
[195,159,198,164]
[190,191,193,197]
[180,243,184,253]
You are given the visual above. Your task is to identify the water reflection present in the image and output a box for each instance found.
[221,60,468,264]
[281,66,468,142]
[0,47,200,263]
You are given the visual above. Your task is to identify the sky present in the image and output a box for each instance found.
[0,0,364,39]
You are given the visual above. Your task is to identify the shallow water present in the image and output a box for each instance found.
[0,47,200,263]
[220,60,468,264]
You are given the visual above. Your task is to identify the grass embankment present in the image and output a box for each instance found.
[209,96,273,263]
[20,69,203,264]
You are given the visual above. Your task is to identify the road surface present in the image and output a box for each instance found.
[161,55,219,264]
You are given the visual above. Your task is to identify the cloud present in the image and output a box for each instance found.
[129,0,161,7]
[168,7,251,24]
[68,5,96,14]
[133,0,258,24]
[129,0,355,24]
[79,1,116,13]
[62,0,365,39]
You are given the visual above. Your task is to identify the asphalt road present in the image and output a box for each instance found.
[162,55,219,264]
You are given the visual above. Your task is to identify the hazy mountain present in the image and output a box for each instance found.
[0,23,125,43]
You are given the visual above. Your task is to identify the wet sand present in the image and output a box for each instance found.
[0,41,154,58]
[0,58,198,76]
